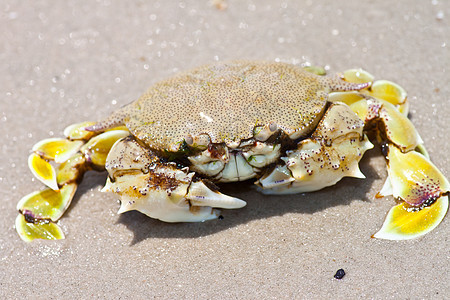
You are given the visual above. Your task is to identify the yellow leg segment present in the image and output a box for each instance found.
[337,70,449,240]
[16,122,129,242]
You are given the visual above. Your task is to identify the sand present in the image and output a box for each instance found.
[1,1,449,298]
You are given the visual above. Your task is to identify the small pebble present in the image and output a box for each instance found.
[334,268,346,279]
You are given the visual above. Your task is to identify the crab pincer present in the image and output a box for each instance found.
[101,136,245,223]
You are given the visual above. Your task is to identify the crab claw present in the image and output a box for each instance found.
[103,171,225,223]
[186,181,246,209]
[103,136,245,222]
[374,145,449,240]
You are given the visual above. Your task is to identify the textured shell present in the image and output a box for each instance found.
[95,61,335,150]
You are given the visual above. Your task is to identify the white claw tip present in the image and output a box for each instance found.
[187,181,246,209]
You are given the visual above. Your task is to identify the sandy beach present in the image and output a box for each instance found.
[1,1,449,298]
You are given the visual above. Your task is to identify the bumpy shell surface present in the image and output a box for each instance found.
[93,61,335,150]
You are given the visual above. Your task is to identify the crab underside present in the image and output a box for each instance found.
[16,61,449,242]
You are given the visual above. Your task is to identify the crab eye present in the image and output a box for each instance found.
[184,135,194,145]
[269,122,278,132]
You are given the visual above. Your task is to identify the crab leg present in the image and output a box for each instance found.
[350,97,449,239]
[16,122,129,242]
[257,102,373,194]
[102,136,246,222]
[337,71,449,240]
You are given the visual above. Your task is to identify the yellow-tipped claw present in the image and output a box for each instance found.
[81,130,129,167]
[17,183,77,222]
[28,153,59,191]
[64,123,128,139]
[336,72,409,116]
[373,195,448,240]
[32,138,84,163]
[15,214,65,242]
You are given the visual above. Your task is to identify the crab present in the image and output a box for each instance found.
[16,61,449,242]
